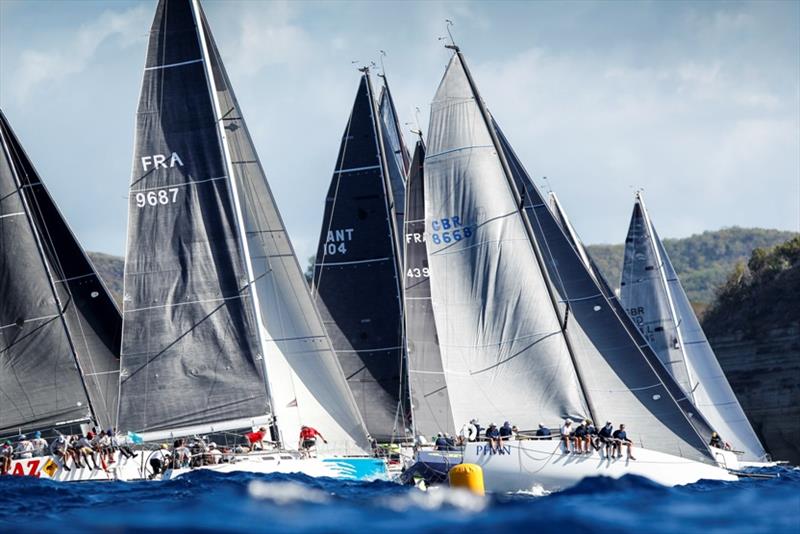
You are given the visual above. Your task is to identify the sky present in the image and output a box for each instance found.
[1,0,798,261]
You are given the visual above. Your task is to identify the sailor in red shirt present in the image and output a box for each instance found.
[298,426,327,454]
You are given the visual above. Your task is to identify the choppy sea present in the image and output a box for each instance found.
[1,467,798,533]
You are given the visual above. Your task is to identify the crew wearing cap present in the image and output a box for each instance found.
[598,421,614,457]
[536,423,552,440]
[31,431,48,457]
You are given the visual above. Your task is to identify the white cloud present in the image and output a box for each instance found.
[12,5,149,102]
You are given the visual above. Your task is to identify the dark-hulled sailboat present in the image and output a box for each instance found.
[312,70,408,444]
[0,110,123,480]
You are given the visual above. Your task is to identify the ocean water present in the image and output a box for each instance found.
[1,467,798,533]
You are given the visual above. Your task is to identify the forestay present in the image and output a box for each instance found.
[0,112,121,432]
[313,73,406,443]
[403,140,454,438]
[495,120,714,463]
[0,112,95,433]
[621,194,766,461]
[199,7,370,454]
[119,0,269,434]
[424,52,589,431]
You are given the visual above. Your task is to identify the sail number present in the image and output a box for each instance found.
[323,227,354,255]
[135,188,179,208]
[430,216,472,245]
[407,267,430,278]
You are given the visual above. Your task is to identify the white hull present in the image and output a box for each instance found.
[5,452,143,481]
[5,451,388,482]
[463,440,738,493]
[163,452,388,481]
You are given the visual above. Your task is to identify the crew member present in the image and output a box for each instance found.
[598,421,614,457]
[560,420,573,453]
[149,444,170,479]
[299,426,327,456]
[612,424,636,460]
[536,423,552,440]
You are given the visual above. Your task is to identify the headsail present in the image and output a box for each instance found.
[403,138,454,438]
[199,6,370,454]
[620,193,766,460]
[313,73,407,443]
[378,74,410,247]
[425,49,715,463]
[119,0,269,435]
[0,111,111,434]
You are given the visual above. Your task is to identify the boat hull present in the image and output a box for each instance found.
[163,453,389,482]
[4,452,143,481]
[463,440,738,492]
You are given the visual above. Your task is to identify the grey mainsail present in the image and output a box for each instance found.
[620,193,766,461]
[378,74,410,249]
[403,138,454,438]
[119,0,269,435]
[424,52,589,432]
[0,111,121,432]
[425,49,715,463]
[313,72,407,443]
[0,111,103,434]
[199,8,370,454]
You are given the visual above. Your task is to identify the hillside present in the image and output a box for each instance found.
[700,237,800,464]
[587,227,797,307]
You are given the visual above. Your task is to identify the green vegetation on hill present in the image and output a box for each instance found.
[587,227,797,306]
[701,236,800,337]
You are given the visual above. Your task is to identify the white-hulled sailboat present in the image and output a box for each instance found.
[620,192,775,467]
[117,0,385,481]
[406,44,738,492]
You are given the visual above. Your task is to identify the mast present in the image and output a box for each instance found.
[364,67,408,437]
[636,191,696,400]
[190,0,276,441]
[0,115,97,426]
[448,45,598,424]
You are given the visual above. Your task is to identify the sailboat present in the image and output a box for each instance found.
[413,44,737,492]
[118,0,385,481]
[312,69,409,446]
[0,110,129,481]
[620,192,770,466]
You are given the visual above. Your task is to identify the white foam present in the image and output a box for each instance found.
[382,486,487,513]
[247,481,330,505]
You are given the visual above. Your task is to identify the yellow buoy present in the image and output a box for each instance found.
[448,463,485,496]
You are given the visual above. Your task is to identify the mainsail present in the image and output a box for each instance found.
[119,0,271,436]
[199,6,370,454]
[403,139,454,438]
[378,74,410,248]
[424,48,715,463]
[0,110,120,433]
[620,193,766,460]
[313,72,407,443]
